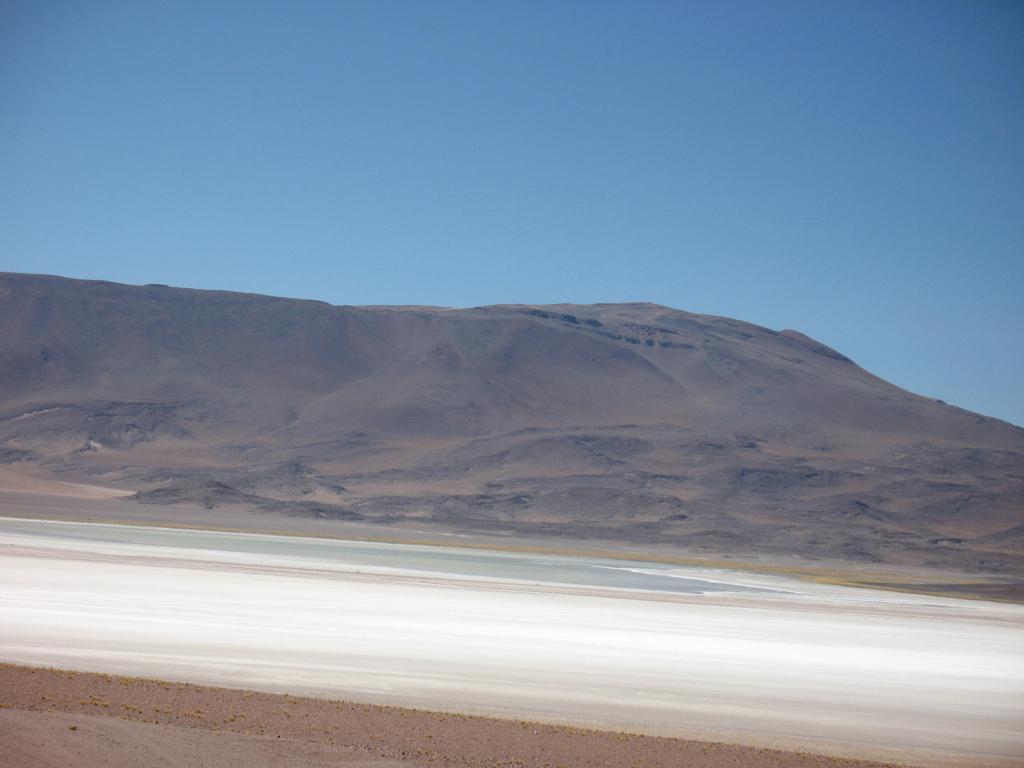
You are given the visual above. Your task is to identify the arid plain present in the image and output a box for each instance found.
[1,503,1022,767]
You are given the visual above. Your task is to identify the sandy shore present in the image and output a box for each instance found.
[0,663,905,768]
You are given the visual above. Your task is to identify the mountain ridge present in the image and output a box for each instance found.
[1,271,1021,576]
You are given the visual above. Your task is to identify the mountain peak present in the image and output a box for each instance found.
[1,271,1021,575]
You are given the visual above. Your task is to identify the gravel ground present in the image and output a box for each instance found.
[0,664,899,768]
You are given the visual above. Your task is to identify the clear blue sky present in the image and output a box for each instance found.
[2,1,1022,425]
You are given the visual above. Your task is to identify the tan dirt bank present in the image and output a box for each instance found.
[0,664,897,768]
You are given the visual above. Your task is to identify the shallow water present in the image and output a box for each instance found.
[0,516,779,594]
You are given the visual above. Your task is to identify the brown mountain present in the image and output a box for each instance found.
[1,272,1021,575]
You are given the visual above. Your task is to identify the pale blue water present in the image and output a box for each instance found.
[0,517,781,595]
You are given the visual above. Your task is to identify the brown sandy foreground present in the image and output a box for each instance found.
[0,664,899,768]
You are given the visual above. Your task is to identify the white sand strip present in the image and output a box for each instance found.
[1,523,1022,765]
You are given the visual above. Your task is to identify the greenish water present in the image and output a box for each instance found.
[0,516,780,595]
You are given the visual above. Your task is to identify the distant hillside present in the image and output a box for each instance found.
[1,272,1021,573]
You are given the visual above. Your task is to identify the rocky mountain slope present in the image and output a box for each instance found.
[1,272,1021,573]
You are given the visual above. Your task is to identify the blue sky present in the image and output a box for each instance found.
[2,1,1022,425]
